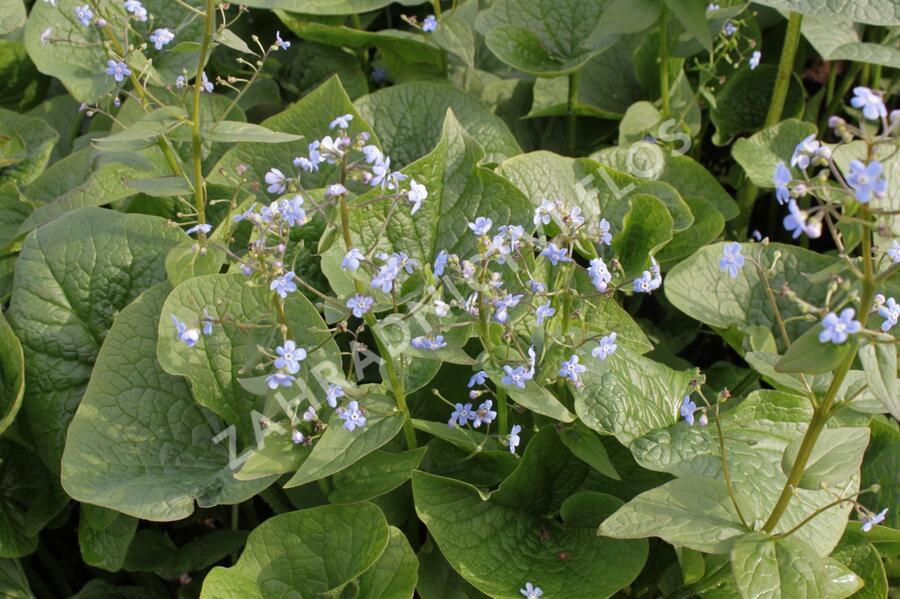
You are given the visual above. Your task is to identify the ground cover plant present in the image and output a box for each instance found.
[0,0,898,597]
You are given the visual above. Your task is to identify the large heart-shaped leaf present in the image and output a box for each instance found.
[354,81,521,166]
[732,119,818,188]
[0,107,57,187]
[475,0,620,76]
[752,0,899,26]
[7,208,186,472]
[61,282,274,521]
[802,16,900,68]
[413,427,647,597]
[0,310,23,436]
[77,505,137,572]
[200,503,391,598]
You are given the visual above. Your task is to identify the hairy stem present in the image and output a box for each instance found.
[566,71,580,155]
[659,4,670,118]
[190,0,216,244]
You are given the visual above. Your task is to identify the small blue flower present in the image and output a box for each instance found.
[535,302,555,325]
[106,60,131,82]
[267,372,294,389]
[680,396,698,425]
[861,508,889,532]
[411,335,447,350]
[274,340,307,374]
[559,354,586,383]
[719,242,745,279]
[171,315,200,347]
[723,21,737,36]
[468,217,493,236]
[325,384,345,408]
[185,223,211,236]
[371,261,400,293]
[851,87,887,121]
[706,3,720,10]
[773,161,791,205]
[492,294,523,324]
[326,183,347,198]
[329,114,353,130]
[791,134,820,170]
[783,200,821,239]
[201,309,214,335]
[200,72,214,93]
[149,28,174,50]
[279,196,306,227]
[433,250,449,277]
[819,308,862,344]
[846,159,887,204]
[408,179,427,214]
[75,4,93,25]
[748,51,761,70]
[270,271,297,298]
[292,430,305,444]
[502,365,530,389]
[449,402,473,428]
[633,259,662,294]
[340,400,366,431]
[520,583,543,599]
[302,406,318,421]
[175,75,186,89]
[889,241,900,264]
[588,258,612,292]
[598,218,612,245]
[274,30,291,50]
[265,168,286,194]
[533,200,555,226]
[342,248,365,271]
[347,294,374,318]
[529,279,546,293]
[878,297,899,332]
[508,424,522,454]
[472,401,496,428]
[540,243,571,266]
[592,332,617,361]
[422,15,437,32]
[468,370,487,388]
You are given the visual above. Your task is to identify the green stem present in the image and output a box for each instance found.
[260,486,294,514]
[496,386,508,436]
[826,62,838,104]
[336,194,417,449]
[566,71,580,155]
[431,0,442,17]
[763,207,876,533]
[733,11,803,236]
[659,4,670,118]
[190,0,216,244]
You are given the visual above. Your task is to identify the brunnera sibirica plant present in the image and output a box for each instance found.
[0,0,898,596]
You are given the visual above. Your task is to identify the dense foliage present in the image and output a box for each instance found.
[0,0,898,597]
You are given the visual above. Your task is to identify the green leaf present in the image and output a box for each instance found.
[665,242,838,352]
[781,428,870,490]
[775,324,855,374]
[355,81,521,167]
[830,530,888,599]
[0,107,57,187]
[629,390,866,556]
[0,310,24,436]
[484,363,576,422]
[858,342,899,420]
[752,0,899,25]
[411,418,502,453]
[24,0,203,102]
[663,0,713,51]
[0,1,24,35]
[244,0,424,14]
[730,532,862,599]
[416,539,489,599]
[283,394,405,488]
[657,196,726,267]
[355,527,418,599]
[165,241,226,287]
[329,448,427,503]
[599,477,747,553]
[558,422,620,480]
[432,12,477,68]
[613,194,674,275]
[123,176,193,197]
[93,107,188,153]
[0,559,32,599]
[61,282,273,521]
[7,208,185,472]
[124,529,249,580]
[209,77,378,192]
[414,471,647,597]
[710,66,805,145]
[158,273,339,438]
[475,0,620,76]
[802,16,900,68]
[200,503,390,598]
[860,420,899,529]
[203,121,304,144]
[732,119,818,188]
[0,440,67,558]
[575,345,695,444]
[78,505,137,572]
